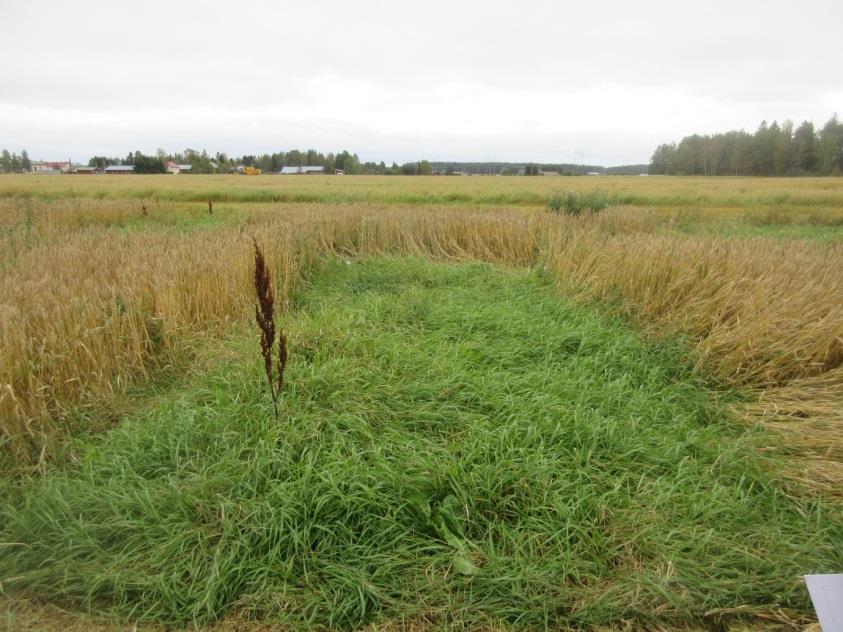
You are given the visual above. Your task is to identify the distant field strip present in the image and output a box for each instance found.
[3,174,843,212]
[2,258,839,629]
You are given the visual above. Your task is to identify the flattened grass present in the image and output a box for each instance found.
[1,258,840,629]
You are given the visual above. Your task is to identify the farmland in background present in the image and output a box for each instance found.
[1,174,841,630]
[5,173,843,211]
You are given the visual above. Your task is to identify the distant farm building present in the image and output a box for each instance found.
[72,165,97,174]
[31,161,72,174]
[166,161,193,175]
[279,165,325,175]
[104,165,134,174]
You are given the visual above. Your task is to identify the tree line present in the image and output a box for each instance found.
[649,115,843,176]
[429,162,647,176]
[88,148,388,175]
[1,147,443,176]
[0,150,32,173]
[3,146,647,177]
[84,148,437,175]
[212,152,436,175]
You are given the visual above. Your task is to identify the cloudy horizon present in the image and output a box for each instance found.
[1,0,841,166]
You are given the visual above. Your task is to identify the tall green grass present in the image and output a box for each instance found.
[546,191,609,215]
[1,258,839,628]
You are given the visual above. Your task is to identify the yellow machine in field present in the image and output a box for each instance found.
[243,166,261,176]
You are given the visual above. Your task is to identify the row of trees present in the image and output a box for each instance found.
[3,148,461,176]
[428,162,643,175]
[86,149,445,176]
[0,150,32,173]
[1,150,640,177]
[650,115,843,176]
[87,148,369,174]
[237,153,437,175]
[240,149,362,174]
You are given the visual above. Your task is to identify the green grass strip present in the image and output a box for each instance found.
[1,257,840,629]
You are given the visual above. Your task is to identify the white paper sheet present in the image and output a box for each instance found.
[805,574,843,632]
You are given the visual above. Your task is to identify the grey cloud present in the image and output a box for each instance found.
[1,0,840,164]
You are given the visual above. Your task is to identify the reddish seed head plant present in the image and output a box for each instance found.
[253,238,288,419]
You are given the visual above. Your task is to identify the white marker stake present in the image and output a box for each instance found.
[805,574,843,631]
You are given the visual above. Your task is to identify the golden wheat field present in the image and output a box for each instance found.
[0,175,840,495]
[1,175,842,493]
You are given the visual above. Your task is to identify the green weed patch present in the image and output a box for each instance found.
[1,258,839,629]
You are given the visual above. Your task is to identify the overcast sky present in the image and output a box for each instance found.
[1,0,841,166]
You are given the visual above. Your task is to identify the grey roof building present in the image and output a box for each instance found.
[279,165,325,175]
